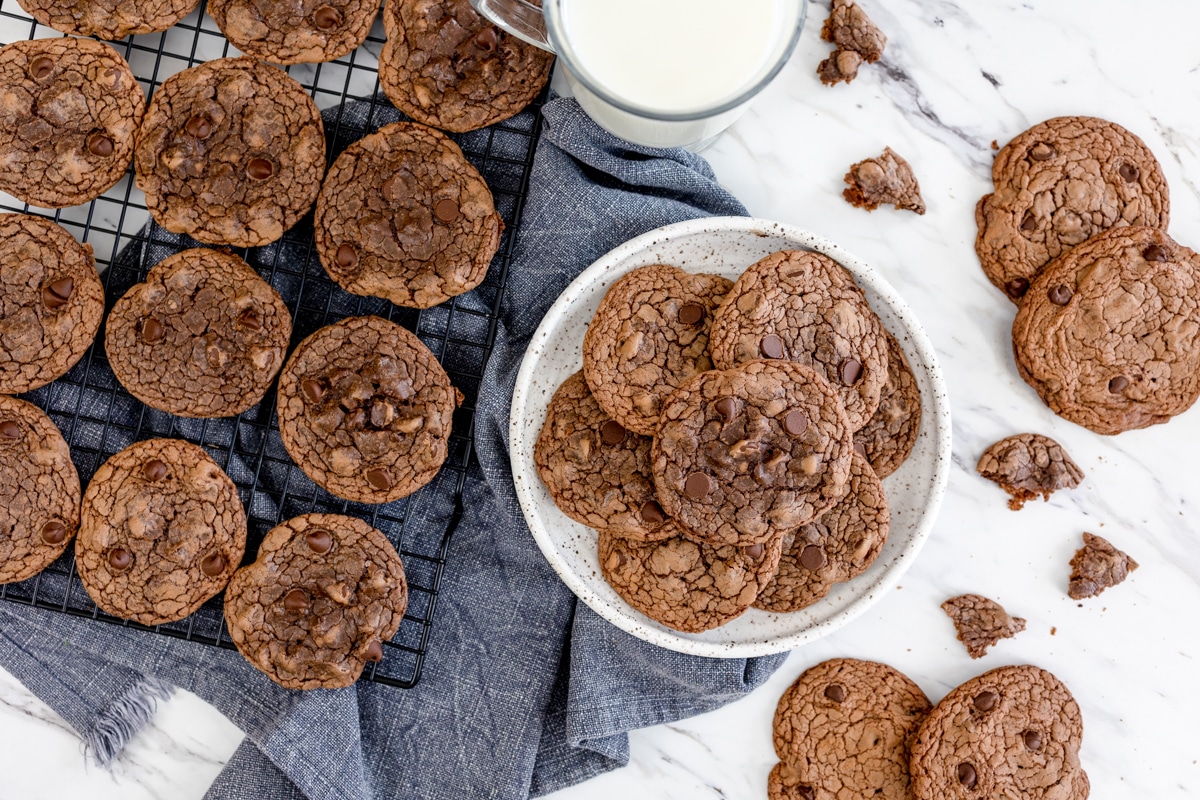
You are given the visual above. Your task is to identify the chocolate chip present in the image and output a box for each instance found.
[677,303,704,326]
[142,459,168,481]
[247,158,275,181]
[783,410,809,436]
[282,588,311,611]
[86,132,114,157]
[434,198,460,223]
[840,359,863,386]
[185,114,213,139]
[1047,285,1072,305]
[306,528,333,553]
[800,544,826,571]
[745,544,764,559]
[957,763,978,789]
[108,547,132,571]
[42,277,74,310]
[973,690,998,712]
[200,552,227,577]
[1108,375,1129,393]
[369,401,394,429]
[684,472,712,499]
[1006,277,1030,298]
[1143,244,1170,262]
[1119,163,1139,183]
[40,520,68,545]
[1023,729,1042,750]
[760,335,785,359]
[335,243,358,269]
[236,308,262,331]
[474,27,500,52]
[640,501,665,524]
[0,421,21,439]
[301,378,326,403]
[600,420,627,445]
[853,440,867,458]
[715,397,737,420]
[1020,211,1036,232]
[1029,143,1056,161]
[141,317,164,344]
[795,788,815,800]
[365,639,384,662]
[823,683,846,703]
[29,55,55,80]
[366,467,393,491]
[312,4,343,29]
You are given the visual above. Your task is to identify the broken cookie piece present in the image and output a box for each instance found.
[1069,533,1138,600]
[818,0,887,85]
[977,433,1084,511]
[843,148,926,214]
[941,594,1026,659]
[818,49,864,86]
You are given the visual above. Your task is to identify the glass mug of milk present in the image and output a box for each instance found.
[469,0,807,148]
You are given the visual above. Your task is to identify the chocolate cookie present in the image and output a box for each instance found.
[0,38,145,208]
[853,330,921,478]
[1012,226,1200,435]
[134,57,325,248]
[276,316,461,504]
[753,450,889,613]
[597,522,784,633]
[709,249,889,430]
[314,121,502,310]
[817,0,886,86]
[942,594,1026,659]
[105,248,292,418]
[76,438,247,625]
[209,0,378,65]
[534,372,669,541]
[843,147,926,214]
[379,0,554,133]
[977,433,1083,511]
[224,513,407,690]
[582,265,733,436]
[1068,533,1137,600]
[977,116,1169,302]
[0,396,81,585]
[16,0,200,39]
[652,360,853,548]
[911,665,1088,800]
[772,659,931,800]
[0,214,105,394]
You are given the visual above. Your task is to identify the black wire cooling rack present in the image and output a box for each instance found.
[0,1,548,689]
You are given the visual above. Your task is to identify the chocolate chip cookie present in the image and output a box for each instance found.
[941,594,1026,659]
[314,121,502,310]
[209,0,378,65]
[817,0,887,86]
[911,665,1088,800]
[1068,532,1137,600]
[653,360,853,548]
[134,57,326,248]
[977,433,1083,511]
[0,214,105,394]
[534,372,669,541]
[105,248,292,418]
[0,396,81,585]
[276,316,461,504]
[16,0,200,39]
[754,450,889,613]
[1012,226,1200,435]
[772,659,931,800]
[76,438,247,625]
[710,249,888,431]
[224,513,408,690]
[0,38,145,208]
[977,116,1169,302]
[379,0,554,133]
[853,330,921,478]
[582,265,733,437]
[843,147,926,214]
[598,522,784,633]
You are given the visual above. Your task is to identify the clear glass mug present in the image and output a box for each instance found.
[469,0,807,149]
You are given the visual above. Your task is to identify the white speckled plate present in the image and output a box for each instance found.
[510,217,951,657]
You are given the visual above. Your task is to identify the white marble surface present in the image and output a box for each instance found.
[3,0,1200,797]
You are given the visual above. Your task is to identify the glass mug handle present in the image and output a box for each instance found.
[469,0,556,52]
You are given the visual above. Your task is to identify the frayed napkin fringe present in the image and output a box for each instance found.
[85,676,174,766]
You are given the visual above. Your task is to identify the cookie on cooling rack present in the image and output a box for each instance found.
[209,0,379,65]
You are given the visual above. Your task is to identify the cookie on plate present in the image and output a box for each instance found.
[224,513,408,690]
[105,248,292,418]
[76,438,247,625]
[976,116,1169,302]
[977,433,1083,511]
[772,658,931,800]
[209,0,378,65]
[380,0,554,133]
[654,360,853,547]
[314,121,502,310]
[582,264,733,436]
[16,0,200,39]
[0,214,105,394]
[0,38,145,208]
[598,522,784,633]
[853,329,921,478]
[709,249,889,431]
[1012,226,1200,435]
[534,372,670,541]
[276,315,462,504]
[910,665,1089,799]
[0,396,81,585]
[134,57,326,248]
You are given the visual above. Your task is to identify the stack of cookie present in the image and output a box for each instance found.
[535,252,923,633]
[977,116,1200,435]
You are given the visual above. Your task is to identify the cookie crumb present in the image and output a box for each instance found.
[941,594,1026,658]
[977,433,1083,510]
[843,147,926,214]
[991,139,1000,150]
[1051,626,1057,635]
[1069,533,1138,599]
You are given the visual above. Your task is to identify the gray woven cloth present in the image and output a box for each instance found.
[0,96,784,799]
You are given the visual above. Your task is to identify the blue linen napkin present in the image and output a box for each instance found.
[0,96,785,799]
